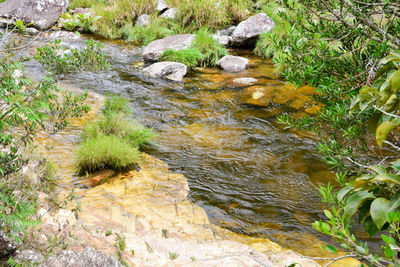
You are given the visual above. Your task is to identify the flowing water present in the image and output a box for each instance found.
[23,35,350,255]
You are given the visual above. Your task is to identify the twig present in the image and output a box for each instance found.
[374,106,400,119]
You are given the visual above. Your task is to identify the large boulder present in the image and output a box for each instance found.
[157,0,168,13]
[41,247,122,267]
[0,0,68,30]
[231,13,275,46]
[143,61,187,82]
[143,34,195,62]
[217,55,249,72]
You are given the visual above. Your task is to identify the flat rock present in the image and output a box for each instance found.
[231,13,275,46]
[233,77,258,85]
[143,34,195,62]
[217,55,249,72]
[0,0,68,30]
[160,8,176,19]
[41,247,122,267]
[136,14,150,27]
[143,61,187,82]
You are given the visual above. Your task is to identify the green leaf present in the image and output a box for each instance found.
[372,173,400,185]
[376,120,400,147]
[337,185,353,202]
[325,245,337,253]
[381,234,396,245]
[363,216,379,236]
[391,69,400,92]
[343,190,374,221]
[370,198,390,230]
[388,191,400,212]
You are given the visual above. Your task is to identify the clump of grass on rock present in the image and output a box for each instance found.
[75,95,156,174]
[159,30,227,68]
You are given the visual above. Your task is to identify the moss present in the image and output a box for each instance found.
[75,135,141,174]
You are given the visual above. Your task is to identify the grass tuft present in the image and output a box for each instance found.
[192,29,227,66]
[75,135,141,174]
[159,48,204,68]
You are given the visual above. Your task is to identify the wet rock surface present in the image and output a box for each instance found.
[143,34,195,61]
[231,13,275,46]
[217,55,249,72]
[143,61,187,82]
[0,0,68,30]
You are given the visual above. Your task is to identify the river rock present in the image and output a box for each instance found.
[231,13,275,46]
[233,77,258,85]
[213,34,230,46]
[242,86,274,106]
[41,247,122,267]
[217,55,249,72]
[136,14,150,27]
[0,0,68,30]
[160,8,177,19]
[143,34,195,61]
[143,61,187,82]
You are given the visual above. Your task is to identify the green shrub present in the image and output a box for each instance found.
[103,95,132,116]
[58,12,101,32]
[35,39,110,74]
[159,48,204,68]
[75,135,141,174]
[81,112,156,148]
[192,30,227,66]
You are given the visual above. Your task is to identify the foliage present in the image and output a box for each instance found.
[159,30,227,68]
[12,20,29,33]
[122,16,182,46]
[351,50,400,147]
[166,0,250,30]
[90,0,156,39]
[58,12,101,32]
[191,29,227,67]
[35,39,110,74]
[75,134,141,174]
[81,112,156,148]
[76,95,155,174]
[159,48,204,69]
[0,57,89,251]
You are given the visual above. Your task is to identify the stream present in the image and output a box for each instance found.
[24,35,348,256]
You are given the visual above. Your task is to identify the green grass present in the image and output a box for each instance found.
[76,95,155,174]
[159,30,227,68]
[103,95,132,116]
[81,112,156,148]
[123,16,184,46]
[75,135,141,174]
[192,29,227,66]
[159,48,204,68]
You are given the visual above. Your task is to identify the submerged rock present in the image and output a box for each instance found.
[242,85,274,106]
[160,8,177,19]
[136,14,150,27]
[233,77,258,85]
[217,55,249,72]
[0,0,68,30]
[143,34,195,62]
[143,61,187,82]
[231,13,275,46]
[41,247,122,267]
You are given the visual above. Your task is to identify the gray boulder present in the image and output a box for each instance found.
[15,250,44,265]
[157,0,168,12]
[217,55,249,72]
[160,8,177,19]
[40,247,122,267]
[136,14,150,27]
[0,0,68,30]
[143,62,187,82]
[213,34,230,46]
[231,13,275,46]
[143,34,195,62]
